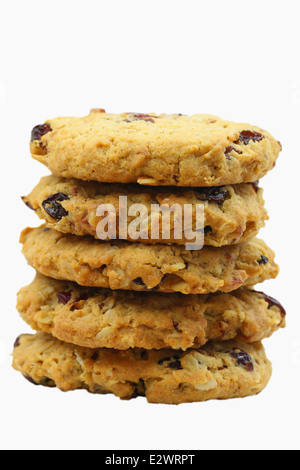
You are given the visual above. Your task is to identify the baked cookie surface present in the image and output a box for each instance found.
[30,111,281,187]
[23,176,268,247]
[20,226,279,295]
[17,274,286,350]
[12,332,272,404]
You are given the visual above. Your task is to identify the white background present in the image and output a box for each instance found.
[0,0,299,451]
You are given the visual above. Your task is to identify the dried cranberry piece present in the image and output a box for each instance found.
[31,123,52,142]
[70,291,95,311]
[158,356,171,365]
[14,336,21,348]
[225,146,242,159]
[197,187,228,203]
[230,351,254,372]
[197,225,213,235]
[42,193,69,220]
[235,130,265,145]
[158,355,183,370]
[57,291,72,305]
[24,375,38,385]
[251,181,260,193]
[131,380,146,398]
[43,378,53,385]
[72,292,94,304]
[168,360,183,370]
[256,291,286,317]
[258,255,269,265]
[204,226,213,235]
[126,113,156,123]
[90,108,106,114]
[21,197,36,211]
[173,320,180,331]
[168,356,183,370]
[134,113,155,123]
[133,277,146,286]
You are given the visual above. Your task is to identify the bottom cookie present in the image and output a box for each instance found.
[13,332,272,404]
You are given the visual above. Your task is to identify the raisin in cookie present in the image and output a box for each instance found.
[17,274,286,350]
[22,176,268,247]
[30,111,281,187]
[20,226,279,295]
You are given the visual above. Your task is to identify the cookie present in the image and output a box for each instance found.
[17,274,286,350]
[30,111,281,187]
[20,226,279,295]
[22,175,268,247]
[12,332,272,404]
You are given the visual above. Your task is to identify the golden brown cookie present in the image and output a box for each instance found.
[17,274,286,350]
[30,112,281,187]
[12,332,272,404]
[20,226,279,295]
[22,176,268,247]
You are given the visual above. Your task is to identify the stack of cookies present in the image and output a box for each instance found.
[13,111,286,404]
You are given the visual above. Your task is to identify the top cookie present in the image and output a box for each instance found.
[30,111,281,187]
